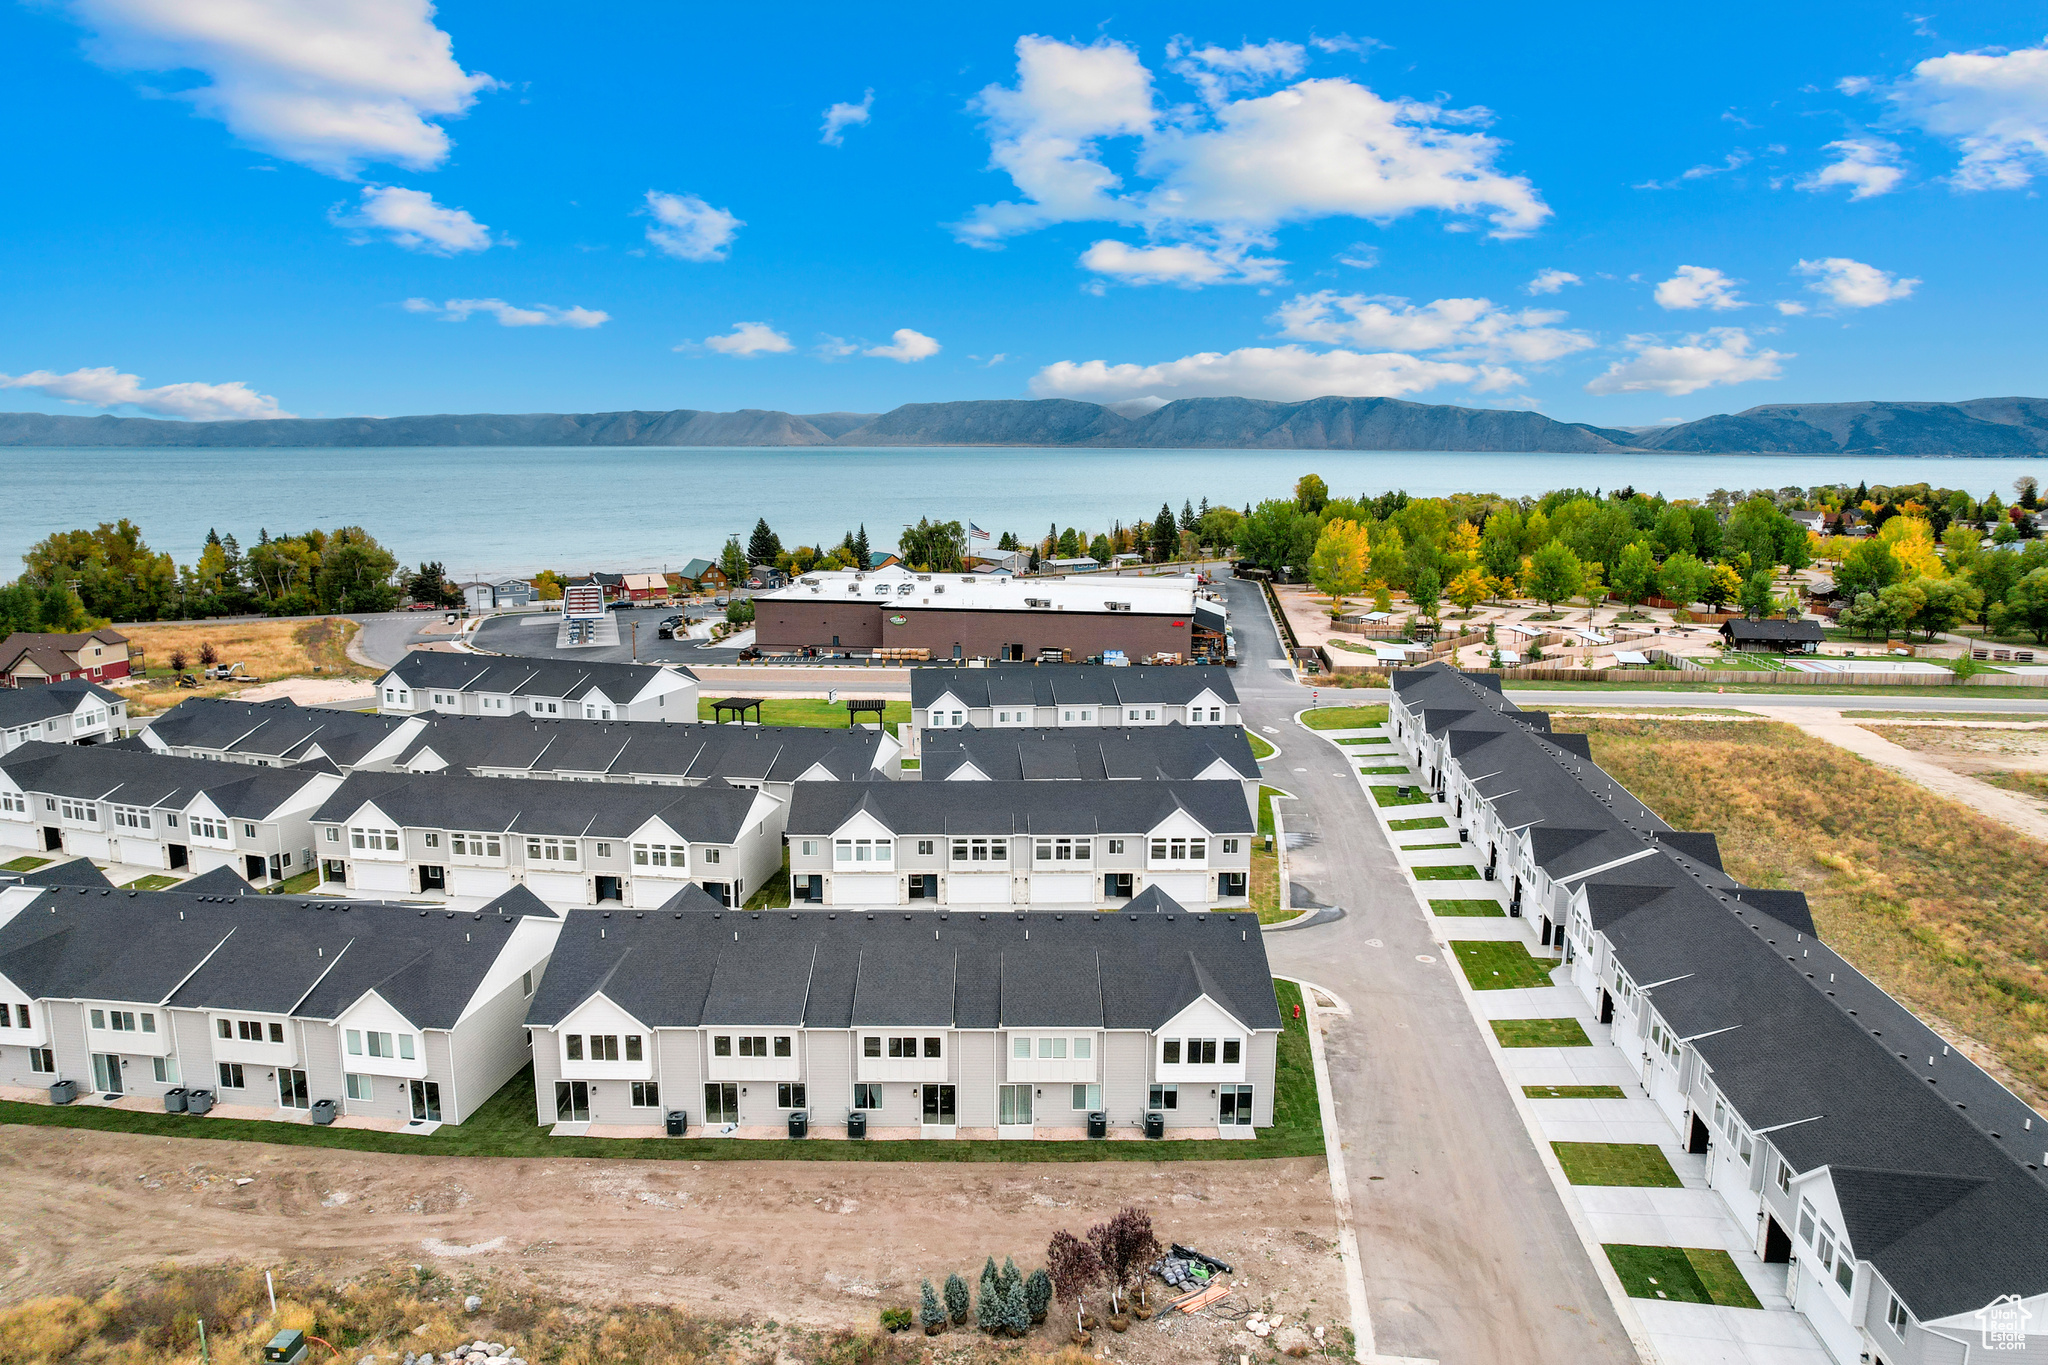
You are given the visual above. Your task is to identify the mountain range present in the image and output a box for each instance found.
[3,395,2045,455]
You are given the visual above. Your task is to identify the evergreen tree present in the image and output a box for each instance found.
[747,518,782,566]
[1179,500,1197,535]
[977,1260,1003,1333]
[944,1272,971,1325]
[1056,527,1081,557]
[718,536,749,584]
[853,524,871,568]
[1024,1268,1052,1324]
[1002,1277,1029,1336]
[999,1256,1022,1302]
[919,1279,947,1331]
[1150,503,1178,562]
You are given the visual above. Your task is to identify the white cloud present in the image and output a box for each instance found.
[814,335,860,360]
[1079,239,1284,286]
[643,191,742,261]
[821,89,873,146]
[1336,243,1379,269]
[1527,268,1580,295]
[955,34,1548,282]
[1634,149,1753,191]
[1795,256,1920,308]
[330,184,491,253]
[1774,300,1809,315]
[1798,138,1907,198]
[1584,328,1787,396]
[64,0,494,176]
[863,328,941,362]
[698,322,792,356]
[1308,34,1382,56]
[402,297,608,327]
[0,365,292,419]
[1030,344,1497,404]
[1653,265,1746,311]
[1879,39,2048,188]
[1272,290,1593,365]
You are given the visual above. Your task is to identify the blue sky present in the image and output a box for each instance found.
[2,1,2045,428]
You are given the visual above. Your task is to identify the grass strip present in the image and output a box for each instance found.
[1452,939,1557,988]
[1413,864,1480,882]
[1552,1142,1683,1187]
[1402,842,1462,851]
[118,875,181,891]
[1301,704,1389,730]
[1431,898,1504,916]
[1523,1084,1627,1099]
[1358,765,1411,775]
[1246,732,1276,759]
[1389,816,1448,831]
[1490,1017,1589,1048]
[2,856,52,872]
[1335,737,1391,745]
[1604,1245,1762,1308]
[1371,785,1432,808]
[695,696,911,735]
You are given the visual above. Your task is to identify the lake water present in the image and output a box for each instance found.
[5,445,2043,578]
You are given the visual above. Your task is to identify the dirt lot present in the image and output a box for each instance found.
[1870,723,2048,774]
[0,1127,1345,1361]
[116,618,376,715]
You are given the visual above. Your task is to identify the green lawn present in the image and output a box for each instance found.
[1431,898,1505,916]
[1604,1245,1762,1308]
[1402,842,1462,851]
[1523,1084,1627,1099]
[1246,732,1276,759]
[1359,765,1411,776]
[1552,1142,1683,1187]
[697,697,912,735]
[263,869,321,895]
[1413,864,1480,882]
[1491,1018,1591,1047]
[1452,939,1558,988]
[1371,785,1432,808]
[1253,786,1288,924]
[1,856,50,873]
[743,849,792,910]
[898,759,920,771]
[1301,704,1389,730]
[1336,737,1391,746]
[0,981,1323,1164]
[118,875,182,891]
[1390,816,1449,831]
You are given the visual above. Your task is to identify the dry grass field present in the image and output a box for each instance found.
[118,618,375,715]
[1575,716,2048,1107]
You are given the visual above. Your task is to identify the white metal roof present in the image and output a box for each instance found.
[758,565,1203,617]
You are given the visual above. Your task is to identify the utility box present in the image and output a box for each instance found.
[787,1110,808,1139]
[264,1329,308,1365]
[846,1111,867,1139]
[185,1087,215,1115]
[665,1110,687,1137]
[310,1098,336,1125]
[1144,1110,1166,1140]
[1087,1111,1108,1139]
[49,1078,77,1105]
[163,1087,188,1113]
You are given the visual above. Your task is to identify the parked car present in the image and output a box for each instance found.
[610,599,633,610]
[713,596,730,607]
[405,601,440,611]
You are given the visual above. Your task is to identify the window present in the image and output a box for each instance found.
[29,1047,53,1073]
[704,848,721,864]
[777,1082,806,1108]
[59,798,98,822]
[853,1083,883,1108]
[1221,838,1239,855]
[113,806,150,830]
[525,836,578,863]
[452,832,502,857]
[1162,1040,1181,1065]
[1834,1258,1854,1296]
[886,1036,919,1058]
[594,842,611,858]
[1798,1200,1816,1246]
[218,1062,246,1089]
[737,1036,770,1058]
[799,840,819,857]
[1013,1036,1031,1059]
[1886,1295,1908,1335]
[1220,1083,1253,1126]
[326,827,340,842]
[90,1009,105,1029]
[835,838,892,864]
[522,971,534,998]
[1073,1036,1092,1060]
[1106,839,1124,855]
[774,1036,792,1057]
[589,1035,621,1061]
[1033,837,1091,864]
[999,1084,1033,1125]
[714,1035,732,1056]
[1071,1083,1102,1110]
[631,1081,661,1108]
[11,1004,22,1029]
[349,826,399,851]
[1037,1037,1068,1060]
[346,1073,373,1101]
[1776,1159,1792,1194]
[153,1056,179,1084]
[1817,1225,1836,1272]
[346,1029,361,1054]
[924,1036,942,1058]
[1222,1039,1240,1065]
[625,1035,643,1062]
[0,792,22,814]
[1738,1132,1754,1165]
[916,839,934,856]
[1176,1039,1218,1064]
[1149,1083,1178,1110]
[950,837,1007,863]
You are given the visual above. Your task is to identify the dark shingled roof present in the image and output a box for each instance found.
[174,865,255,896]
[910,664,1238,711]
[0,679,121,730]
[919,723,1257,783]
[384,650,695,702]
[526,907,1280,1036]
[388,714,889,784]
[142,697,413,766]
[1720,617,1826,643]
[0,856,112,890]
[786,780,1255,837]
[0,741,332,819]
[313,768,766,843]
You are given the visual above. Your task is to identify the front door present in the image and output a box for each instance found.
[1762,1215,1792,1265]
[168,843,188,869]
[92,1052,122,1095]
[245,854,266,882]
[1105,872,1133,899]
[409,1079,441,1122]
[1219,1084,1253,1127]
[701,881,732,908]
[1689,1113,1712,1154]
[419,864,446,892]
[278,1068,310,1109]
[42,826,61,852]
[555,1081,590,1123]
[1599,990,1615,1024]
[594,875,622,902]
[921,1084,956,1126]
[703,1081,738,1125]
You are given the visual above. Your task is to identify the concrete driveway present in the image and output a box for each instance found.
[1221,576,1641,1365]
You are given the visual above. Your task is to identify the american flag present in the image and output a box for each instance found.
[969,522,989,540]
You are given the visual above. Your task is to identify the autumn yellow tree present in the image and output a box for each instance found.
[1878,516,1945,579]
[1309,518,1371,616]
[1447,565,1490,616]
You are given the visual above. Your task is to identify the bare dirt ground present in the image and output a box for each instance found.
[1868,722,2048,774]
[0,1128,1346,1361]
[231,676,379,705]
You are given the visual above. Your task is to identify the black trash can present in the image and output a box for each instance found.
[310,1098,336,1125]
[163,1086,188,1113]
[787,1109,808,1139]
[665,1109,687,1137]
[185,1087,215,1115]
[846,1110,867,1139]
[1087,1110,1108,1139]
[49,1078,77,1105]
[1144,1110,1166,1139]
[1395,785,1409,798]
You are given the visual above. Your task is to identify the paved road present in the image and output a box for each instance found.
[1226,578,1639,1365]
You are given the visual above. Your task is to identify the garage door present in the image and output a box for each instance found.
[943,872,1012,906]
[351,862,408,895]
[452,868,513,900]
[1027,873,1094,905]
[1143,873,1212,907]
[830,874,900,906]
[525,871,588,906]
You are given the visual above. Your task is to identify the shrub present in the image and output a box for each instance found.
[1046,1230,1103,1334]
[1025,1268,1052,1324]
[166,649,187,674]
[198,641,219,667]
[1002,1277,1030,1337]
[943,1272,969,1325]
[918,1280,946,1331]
[879,1306,912,1333]
[976,1268,1003,1334]
[999,1256,1021,1302]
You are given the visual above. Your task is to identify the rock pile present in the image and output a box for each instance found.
[401,1341,525,1365]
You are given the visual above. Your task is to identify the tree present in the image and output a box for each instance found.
[1235,500,1314,573]
[747,518,782,566]
[406,562,461,608]
[725,598,755,624]
[1700,563,1742,611]
[1915,575,1982,638]
[1835,539,1902,599]
[1000,1256,1022,1304]
[1990,568,2048,643]
[199,640,220,668]
[1002,1277,1030,1336]
[1447,565,1490,615]
[718,536,749,584]
[978,1258,1002,1333]
[166,649,188,674]
[1088,533,1113,565]
[1294,473,1329,514]
[23,519,178,622]
[1654,552,1708,608]
[1479,510,1524,581]
[1409,564,1442,621]
[1024,1268,1052,1324]
[532,569,567,601]
[996,530,1018,551]
[1149,504,1178,562]
[1088,1208,1158,1317]
[944,1272,971,1325]
[1056,527,1081,558]
[1610,541,1657,608]
[1739,568,1776,619]
[1524,541,1585,611]
[2018,475,2040,509]
[1197,504,1242,551]
[1046,1230,1102,1335]
[1366,523,1407,588]
[1836,590,1896,641]
[1651,504,1696,557]
[1309,520,1370,614]
[900,518,967,572]
[920,1280,947,1333]
[1179,499,1198,535]
[853,524,871,567]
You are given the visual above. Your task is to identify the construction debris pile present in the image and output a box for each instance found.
[401,1341,525,1365]
[1150,1242,1234,1290]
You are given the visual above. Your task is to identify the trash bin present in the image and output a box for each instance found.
[787,1109,808,1139]
[185,1087,215,1115]
[163,1087,188,1113]
[310,1098,336,1125]
[1087,1110,1108,1139]
[49,1078,77,1105]
[846,1110,867,1139]
[1144,1110,1166,1139]
[665,1110,687,1137]
[1395,785,1409,798]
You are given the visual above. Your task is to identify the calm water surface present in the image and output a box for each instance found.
[5,445,2042,578]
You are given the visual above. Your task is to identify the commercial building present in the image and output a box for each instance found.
[754,566,1226,664]
[524,897,1280,1139]
[1389,664,2048,1365]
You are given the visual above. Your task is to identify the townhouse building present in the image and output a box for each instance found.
[374,651,698,723]
[1389,664,2048,1365]
[907,664,1241,759]
[524,897,1279,1139]
[785,781,1253,911]
[0,884,559,1127]
[0,743,338,883]
[0,629,133,686]
[917,723,1259,807]
[0,680,125,754]
[141,697,418,768]
[310,768,784,909]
